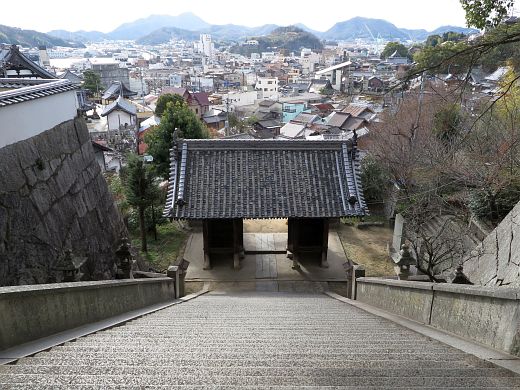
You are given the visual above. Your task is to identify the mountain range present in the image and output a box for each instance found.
[0,13,479,48]
[47,13,478,44]
[0,24,85,48]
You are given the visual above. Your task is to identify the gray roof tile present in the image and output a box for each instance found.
[164,139,366,219]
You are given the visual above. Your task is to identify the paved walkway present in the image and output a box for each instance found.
[2,292,519,388]
[183,232,349,287]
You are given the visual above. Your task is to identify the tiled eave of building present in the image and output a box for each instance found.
[0,79,79,107]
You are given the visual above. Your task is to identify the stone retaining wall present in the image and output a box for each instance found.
[0,117,127,286]
[357,278,520,356]
[0,278,175,350]
[464,201,520,287]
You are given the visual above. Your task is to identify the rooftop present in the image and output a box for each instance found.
[164,139,366,220]
[0,78,78,108]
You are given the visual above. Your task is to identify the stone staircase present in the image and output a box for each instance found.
[1,291,519,389]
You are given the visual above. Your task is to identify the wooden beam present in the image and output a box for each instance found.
[232,219,240,269]
[202,220,211,270]
[321,219,330,268]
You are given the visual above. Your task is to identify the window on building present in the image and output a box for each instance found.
[267,81,273,84]
[264,88,268,91]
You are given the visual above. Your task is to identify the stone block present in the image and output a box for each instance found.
[357,278,434,323]
[23,167,38,188]
[0,278,175,350]
[9,139,38,170]
[53,157,77,197]
[430,288,520,355]
[74,118,91,145]
[0,153,25,192]
[0,206,7,249]
[29,183,55,216]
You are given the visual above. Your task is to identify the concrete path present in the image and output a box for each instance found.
[1,291,519,388]
[244,233,286,253]
[183,231,349,284]
[255,254,278,279]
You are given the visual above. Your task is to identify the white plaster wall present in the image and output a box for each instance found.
[222,91,258,107]
[0,91,78,148]
[107,111,134,131]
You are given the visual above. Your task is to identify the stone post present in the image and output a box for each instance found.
[167,265,180,299]
[115,237,133,279]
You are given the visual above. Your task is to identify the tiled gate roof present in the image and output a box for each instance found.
[164,139,366,219]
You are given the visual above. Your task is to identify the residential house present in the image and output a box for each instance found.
[387,51,410,65]
[255,99,282,121]
[341,104,375,121]
[307,79,333,94]
[92,141,114,172]
[282,101,307,123]
[252,119,281,138]
[255,76,279,99]
[367,76,384,92]
[101,96,137,132]
[279,122,307,139]
[160,87,210,118]
[137,115,161,155]
[203,109,227,133]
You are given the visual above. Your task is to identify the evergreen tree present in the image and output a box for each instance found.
[145,101,210,179]
[124,154,158,252]
[82,70,101,96]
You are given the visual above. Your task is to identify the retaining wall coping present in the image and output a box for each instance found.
[433,283,520,300]
[0,278,173,298]
[357,277,434,291]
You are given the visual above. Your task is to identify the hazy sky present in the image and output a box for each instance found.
[0,0,484,33]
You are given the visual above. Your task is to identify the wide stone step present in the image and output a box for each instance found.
[66,339,450,349]
[2,386,519,390]
[1,373,519,387]
[51,345,455,354]
[12,356,493,369]
[0,365,514,378]
[27,350,477,362]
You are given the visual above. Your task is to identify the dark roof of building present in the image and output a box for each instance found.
[342,116,366,131]
[191,92,210,106]
[0,78,78,107]
[327,112,351,128]
[341,104,374,117]
[258,99,277,107]
[0,44,56,79]
[164,139,366,220]
[255,119,281,129]
[100,96,136,116]
[161,87,188,97]
[59,70,83,83]
[101,81,137,100]
[292,112,319,124]
[91,141,113,152]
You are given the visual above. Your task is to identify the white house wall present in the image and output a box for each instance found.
[107,111,134,131]
[0,90,78,149]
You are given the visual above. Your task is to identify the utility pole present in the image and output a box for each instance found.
[224,97,236,137]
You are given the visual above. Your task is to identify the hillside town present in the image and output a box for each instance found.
[2,0,520,387]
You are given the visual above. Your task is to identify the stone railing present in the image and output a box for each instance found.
[0,278,175,351]
[357,277,520,356]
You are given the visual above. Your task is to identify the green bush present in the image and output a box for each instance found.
[469,182,520,223]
